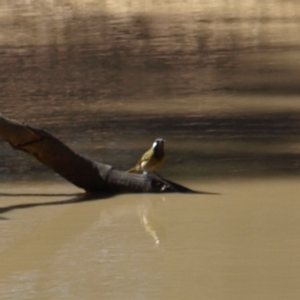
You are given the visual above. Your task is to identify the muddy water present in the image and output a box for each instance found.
[1,180,300,299]
[1,0,300,299]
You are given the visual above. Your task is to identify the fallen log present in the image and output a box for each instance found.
[0,114,195,194]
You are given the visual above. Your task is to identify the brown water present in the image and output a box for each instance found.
[1,0,300,299]
[1,180,300,299]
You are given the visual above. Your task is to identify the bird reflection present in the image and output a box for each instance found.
[137,198,166,247]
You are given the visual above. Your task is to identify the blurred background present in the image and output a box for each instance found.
[0,0,299,180]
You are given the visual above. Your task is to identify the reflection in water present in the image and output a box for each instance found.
[140,208,160,246]
[0,184,169,299]
[1,180,300,299]
[0,189,166,249]
[138,196,166,247]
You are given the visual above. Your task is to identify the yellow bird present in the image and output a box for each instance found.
[127,138,166,173]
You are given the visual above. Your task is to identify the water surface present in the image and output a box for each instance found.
[1,180,300,299]
[0,0,300,299]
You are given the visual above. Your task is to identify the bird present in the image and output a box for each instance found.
[127,138,166,174]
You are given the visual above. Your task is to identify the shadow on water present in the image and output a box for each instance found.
[0,2,299,185]
[2,111,299,180]
[0,192,109,216]
[0,173,219,218]
[0,193,80,197]
[0,183,219,216]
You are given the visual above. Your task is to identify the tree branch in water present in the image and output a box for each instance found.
[0,114,196,194]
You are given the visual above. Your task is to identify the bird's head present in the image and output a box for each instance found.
[152,138,165,151]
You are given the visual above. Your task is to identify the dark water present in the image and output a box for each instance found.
[1,2,300,300]
[1,0,300,182]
